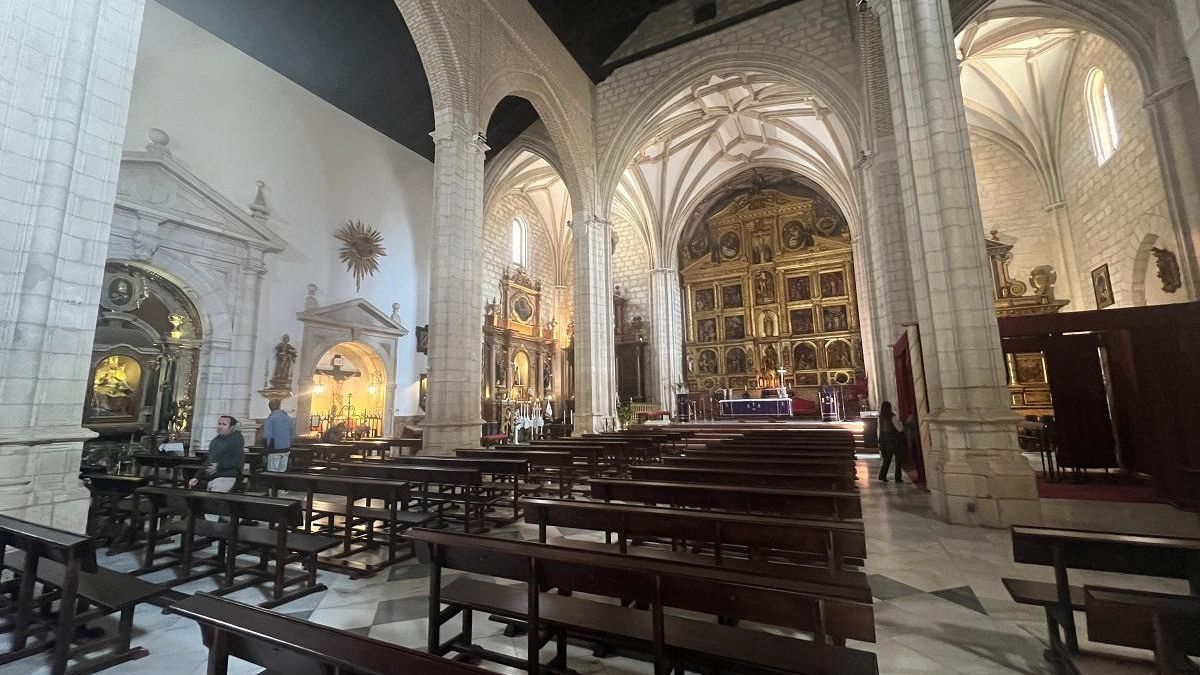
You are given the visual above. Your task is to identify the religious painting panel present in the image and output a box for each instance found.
[794,372,820,386]
[753,270,776,304]
[781,220,815,251]
[511,294,535,324]
[697,349,719,375]
[721,284,744,309]
[725,347,749,374]
[1013,353,1048,385]
[819,271,846,298]
[717,230,741,260]
[724,315,746,340]
[786,275,812,302]
[821,305,850,332]
[792,342,818,370]
[694,288,716,312]
[789,308,815,335]
[696,318,718,343]
[826,340,853,369]
[687,232,711,261]
[1091,264,1114,308]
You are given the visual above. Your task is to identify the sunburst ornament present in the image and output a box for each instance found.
[334,220,387,291]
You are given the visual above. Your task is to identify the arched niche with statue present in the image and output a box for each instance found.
[294,298,407,439]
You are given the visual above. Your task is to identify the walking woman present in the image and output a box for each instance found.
[877,401,904,483]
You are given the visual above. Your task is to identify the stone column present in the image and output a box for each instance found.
[649,268,684,409]
[423,118,488,454]
[1044,201,1085,304]
[871,0,1041,527]
[0,0,146,530]
[571,214,615,433]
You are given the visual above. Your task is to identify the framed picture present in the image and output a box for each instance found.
[721,284,743,308]
[1091,264,1114,308]
[694,288,716,312]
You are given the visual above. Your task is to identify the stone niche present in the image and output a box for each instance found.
[294,299,407,438]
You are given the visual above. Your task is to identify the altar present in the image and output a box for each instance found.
[720,398,793,417]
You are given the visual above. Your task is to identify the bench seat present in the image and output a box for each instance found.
[189,521,340,554]
[5,551,164,612]
[441,577,877,675]
[1002,577,1085,610]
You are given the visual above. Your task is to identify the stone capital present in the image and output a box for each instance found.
[430,122,489,154]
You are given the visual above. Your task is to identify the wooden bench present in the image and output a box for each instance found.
[0,514,163,675]
[331,462,490,533]
[167,593,490,675]
[81,473,150,553]
[129,452,203,486]
[523,497,867,572]
[629,464,857,491]
[590,478,863,520]
[455,448,575,497]
[381,456,535,521]
[680,447,854,460]
[1002,525,1200,661]
[1074,585,1200,673]
[411,528,877,675]
[258,471,434,577]
[138,486,338,608]
[661,454,856,475]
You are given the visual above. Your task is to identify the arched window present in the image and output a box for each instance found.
[511,218,528,267]
[1086,68,1120,165]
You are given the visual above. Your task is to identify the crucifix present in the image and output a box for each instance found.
[314,354,360,418]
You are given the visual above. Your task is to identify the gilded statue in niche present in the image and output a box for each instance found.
[754,270,776,304]
[760,311,778,337]
[92,355,139,417]
[763,345,780,371]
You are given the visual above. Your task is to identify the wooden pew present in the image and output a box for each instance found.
[680,446,853,460]
[1078,586,1200,673]
[129,452,202,486]
[138,486,339,608]
[661,454,856,475]
[258,471,434,577]
[496,442,618,477]
[411,528,877,675]
[331,462,490,533]
[380,456,534,521]
[630,464,857,491]
[81,473,150,553]
[522,497,866,572]
[0,514,163,675]
[455,448,575,497]
[167,593,491,675]
[590,478,863,520]
[1002,525,1200,658]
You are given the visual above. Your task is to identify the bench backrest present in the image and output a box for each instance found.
[137,486,303,526]
[1011,526,1200,584]
[522,497,866,565]
[334,462,481,486]
[589,478,863,519]
[629,465,855,490]
[83,473,150,494]
[384,456,529,475]
[0,514,97,571]
[455,449,573,467]
[259,472,409,502]
[1084,586,1200,655]
[410,528,875,642]
[661,455,855,474]
[168,593,488,675]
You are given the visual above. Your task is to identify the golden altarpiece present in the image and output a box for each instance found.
[482,266,558,426]
[681,185,864,403]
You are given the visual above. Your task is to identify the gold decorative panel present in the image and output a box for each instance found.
[682,185,863,395]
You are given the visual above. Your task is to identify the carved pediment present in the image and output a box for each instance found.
[116,149,286,253]
[297,298,408,338]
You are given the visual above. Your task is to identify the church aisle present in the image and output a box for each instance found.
[2,458,1195,675]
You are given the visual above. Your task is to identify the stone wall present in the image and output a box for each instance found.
[609,0,782,62]
[482,193,567,318]
[1059,34,1175,309]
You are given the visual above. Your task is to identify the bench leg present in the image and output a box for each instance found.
[207,629,229,675]
[50,558,82,675]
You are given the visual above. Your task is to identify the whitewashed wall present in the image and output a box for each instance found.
[123,2,434,423]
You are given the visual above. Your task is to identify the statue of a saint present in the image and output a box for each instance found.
[270,334,298,388]
[93,356,135,415]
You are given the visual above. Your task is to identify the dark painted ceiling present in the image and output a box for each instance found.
[157,0,665,163]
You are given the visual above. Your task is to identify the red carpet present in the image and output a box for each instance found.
[1035,473,1163,503]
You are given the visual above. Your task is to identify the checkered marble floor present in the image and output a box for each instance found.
[2,456,1197,675]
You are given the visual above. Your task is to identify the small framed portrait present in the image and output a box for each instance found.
[724,315,746,340]
[786,275,812,302]
[1091,264,1114,308]
[789,308,815,335]
[99,272,147,312]
[721,284,744,309]
[696,318,718,343]
[694,288,716,312]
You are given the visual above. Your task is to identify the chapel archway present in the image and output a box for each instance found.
[84,262,203,448]
[306,342,388,439]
